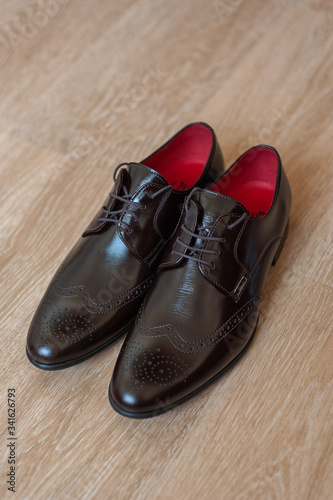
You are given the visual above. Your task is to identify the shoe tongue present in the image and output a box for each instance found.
[191,188,246,227]
[121,162,168,195]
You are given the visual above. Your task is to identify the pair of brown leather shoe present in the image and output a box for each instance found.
[26,122,291,418]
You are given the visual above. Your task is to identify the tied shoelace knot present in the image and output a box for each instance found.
[97,162,172,233]
[171,187,247,269]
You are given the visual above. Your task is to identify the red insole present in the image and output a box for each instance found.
[143,124,213,190]
[211,147,278,217]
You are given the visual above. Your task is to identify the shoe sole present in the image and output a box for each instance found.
[26,318,134,371]
[109,317,259,419]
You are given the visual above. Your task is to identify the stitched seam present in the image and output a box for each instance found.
[141,301,259,354]
[143,238,164,263]
[145,240,166,266]
[200,214,241,297]
[205,295,259,340]
[169,304,259,353]
[153,188,173,240]
[145,239,164,261]
[129,163,168,185]
[165,201,185,244]
[54,252,84,297]
[137,293,260,352]
[118,182,166,265]
[84,173,123,234]
[231,237,282,301]
[118,227,147,265]
[140,294,257,343]
[234,217,250,272]
[158,202,187,267]
[144,201,170,261]
[247,236,282,278]
[55,271,155,314]
[82,285,148,314]
[196,188,246,212]
[80,278,153,314]
[161,199,199,267]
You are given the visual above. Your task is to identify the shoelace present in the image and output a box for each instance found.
[97,162,172,233]
[171,187,247,268]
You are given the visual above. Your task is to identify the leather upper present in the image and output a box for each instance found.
[26,122,224,367]
[110,145,292,417]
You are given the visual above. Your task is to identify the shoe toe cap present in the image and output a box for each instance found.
[26,340,61,367]
[109,338,190,417]
[109,374,170,418]
[26,299,96,368]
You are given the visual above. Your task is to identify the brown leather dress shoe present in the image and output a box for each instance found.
[110,145,291,418]
[26,123,224,369]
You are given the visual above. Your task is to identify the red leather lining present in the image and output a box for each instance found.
[211,147,278,217]
[143,124,213,190]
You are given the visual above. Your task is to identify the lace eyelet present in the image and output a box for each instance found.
[215,251,221,256]
[210,264,216,270]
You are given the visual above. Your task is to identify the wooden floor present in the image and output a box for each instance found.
[1,1,332,499]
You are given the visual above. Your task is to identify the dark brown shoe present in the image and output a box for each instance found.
[110,145,291,418]
[26,123,224,369]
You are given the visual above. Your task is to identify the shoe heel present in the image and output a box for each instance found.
[272,220,289,266]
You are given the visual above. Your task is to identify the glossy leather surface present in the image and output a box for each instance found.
[110,145,292,418]
[26,123,224,369]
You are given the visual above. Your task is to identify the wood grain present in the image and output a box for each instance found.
[1,0,332,499]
